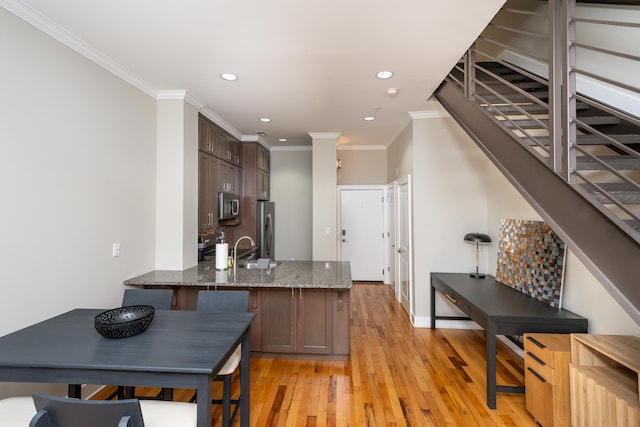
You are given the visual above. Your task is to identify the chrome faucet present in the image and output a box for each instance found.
[233,235,255,277]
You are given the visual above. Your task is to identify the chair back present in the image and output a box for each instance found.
[196,290,249,313]
[30,393,144,427]
[122,289,173,310]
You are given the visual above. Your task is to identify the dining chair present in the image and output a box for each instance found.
[195,290,249,427]
[118,288,175,401]
[29,392,197,427]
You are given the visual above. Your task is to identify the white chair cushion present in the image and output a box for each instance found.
[140,400,197,427]
[0,396,36,426]
[218,345,241,376]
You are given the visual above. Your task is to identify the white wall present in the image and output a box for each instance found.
[311,133,339,261]
[0,8,158,397]
[486,162,640,335]
[155,99,198,270]
[270,148,313,260]
[409,113,492,324]
[389,99,640,335]
[337,147,387,185]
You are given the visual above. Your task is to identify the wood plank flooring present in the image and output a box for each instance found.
[94,283,539,426]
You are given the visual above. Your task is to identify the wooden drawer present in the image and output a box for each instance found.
[524,333,572,427]
[441,289,469,316]
[526,364,554,427]
[525,334,559,367]
[525,351,554,385]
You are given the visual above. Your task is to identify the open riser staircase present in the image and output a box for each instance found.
[435,0,640,326]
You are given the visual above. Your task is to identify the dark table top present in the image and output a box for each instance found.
[0,309,256,375]
[431,272,586,322]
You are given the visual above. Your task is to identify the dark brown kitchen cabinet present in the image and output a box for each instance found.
[198,115,218,155]
[261,288,334,355]
[257,144,270,172]
[242,142,270,201]
[198,151,217,231]
[152,285,349,357]
[217,161,241,194]
[217,133,242,166]
[257,170,269,201]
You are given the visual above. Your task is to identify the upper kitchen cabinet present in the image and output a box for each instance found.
[243,142,270,201]
[217,133,242,167]
[198,114,218,155]
[257,144,270,173]
[217,161,242,195]
[198,151,218,232]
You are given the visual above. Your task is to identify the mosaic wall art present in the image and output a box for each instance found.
[495,218,566,308]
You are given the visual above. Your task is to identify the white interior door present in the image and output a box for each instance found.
[397,176,412,315]
[384,183,396,288]
[339,187,384,281]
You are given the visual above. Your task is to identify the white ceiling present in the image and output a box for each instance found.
[5,0,505,147]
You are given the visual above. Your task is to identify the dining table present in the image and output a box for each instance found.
[0,308,255,427]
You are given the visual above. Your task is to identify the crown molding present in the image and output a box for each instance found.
[198,107,242,141]
[308,132,341,139]
[409,110,451,119]
[1,0,160,98]
[337,145,386,151]
[271,146,312,152]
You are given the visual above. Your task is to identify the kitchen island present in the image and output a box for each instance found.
[124,260,352,358]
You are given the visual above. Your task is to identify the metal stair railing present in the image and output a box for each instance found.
[435,0,640,327]
[444,0,640,244]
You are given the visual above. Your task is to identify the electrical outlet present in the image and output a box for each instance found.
[112,243,121,258]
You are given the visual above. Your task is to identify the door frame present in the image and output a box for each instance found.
[396,175,413,319]
[337,185,386,278]
[384,182,397,288]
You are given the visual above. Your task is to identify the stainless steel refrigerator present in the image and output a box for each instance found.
[257,201,275,259]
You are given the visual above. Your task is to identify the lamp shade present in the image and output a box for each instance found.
[463,232,492,243]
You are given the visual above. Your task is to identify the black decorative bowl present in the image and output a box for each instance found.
[94,305,155,339]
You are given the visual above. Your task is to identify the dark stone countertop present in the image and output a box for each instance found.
[124,260,352,289]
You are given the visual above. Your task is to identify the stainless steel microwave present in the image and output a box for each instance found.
[218,192,240,220]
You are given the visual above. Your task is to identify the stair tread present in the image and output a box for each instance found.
[522,134,640,146]
[579,182,640,203]
[577,155,640,170]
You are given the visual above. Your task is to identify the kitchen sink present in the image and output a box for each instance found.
[237,260,281,269]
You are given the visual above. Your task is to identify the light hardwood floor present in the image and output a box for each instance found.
[94,283,539,426]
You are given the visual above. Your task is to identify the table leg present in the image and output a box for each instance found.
[486,322,497,409]
[68,384,81,398]
[240,329,251,427]
[196,377,212,427]
[430,281,436,329]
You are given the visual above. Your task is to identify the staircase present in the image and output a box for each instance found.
[434,0,640,325]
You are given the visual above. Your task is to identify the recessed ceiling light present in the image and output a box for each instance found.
[220,73,238,81]
[278,138,288,142]
[376,71,393,79]
[259,117,271,123]
[364,116,376,121]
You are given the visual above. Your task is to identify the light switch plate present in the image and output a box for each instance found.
[112,243,121,257]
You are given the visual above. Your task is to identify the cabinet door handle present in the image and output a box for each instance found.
[527,367,547,383]
[445,294,457,304]
[526,336,547,349]
[526,351,546,366]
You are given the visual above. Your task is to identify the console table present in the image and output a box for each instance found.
[430,272,588,409]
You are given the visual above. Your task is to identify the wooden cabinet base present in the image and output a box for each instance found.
[570,334,640,427]
[173,286,349,357]
[524,333,571,427]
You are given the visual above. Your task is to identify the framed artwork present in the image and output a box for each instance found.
[495,218,567,308]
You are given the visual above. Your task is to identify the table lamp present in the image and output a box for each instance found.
[464,232,492,278]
